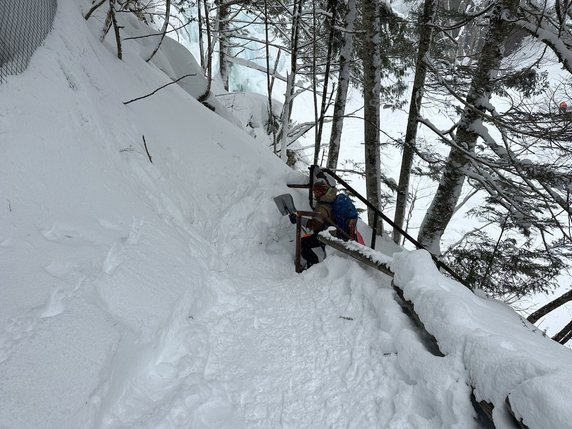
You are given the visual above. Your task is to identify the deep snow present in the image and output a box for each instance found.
[1,1,572,428]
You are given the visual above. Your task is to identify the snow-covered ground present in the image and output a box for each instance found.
[1,1,571,428]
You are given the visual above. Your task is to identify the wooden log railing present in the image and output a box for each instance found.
[311,232,529,429]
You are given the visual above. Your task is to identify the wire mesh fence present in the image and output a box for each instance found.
[0,0,58,83]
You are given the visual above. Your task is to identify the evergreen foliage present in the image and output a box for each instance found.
[444,230,568,298]
[352,3,416,109]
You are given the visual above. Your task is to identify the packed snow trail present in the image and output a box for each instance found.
[199,259,397,428]
[92,215,480,428]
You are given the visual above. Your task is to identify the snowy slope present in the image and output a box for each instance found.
[0,0,292,426]
[1,1,572,429]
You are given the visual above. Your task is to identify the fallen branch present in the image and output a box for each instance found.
[123,74,195,105]
[142,135,152,163]
[83,0,106,20]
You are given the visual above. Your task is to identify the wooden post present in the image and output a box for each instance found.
[295,213,302,273]
[371,212,378,249]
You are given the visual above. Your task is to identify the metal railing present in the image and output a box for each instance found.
[0,0,57,83]
[306,165,468,287]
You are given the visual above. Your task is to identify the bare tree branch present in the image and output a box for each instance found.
[123,74,196,105]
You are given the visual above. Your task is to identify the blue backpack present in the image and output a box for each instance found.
[331,193,358,232]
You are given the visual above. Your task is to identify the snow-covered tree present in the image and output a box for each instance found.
[417,0,521,255]
[393,0,437,244]
[362,0,383,232]
[327,0,358,171]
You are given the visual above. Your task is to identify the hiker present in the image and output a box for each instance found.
[289,178,337,269]
[559,101,568,114]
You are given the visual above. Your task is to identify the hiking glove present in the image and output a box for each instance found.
[289,213,297,224]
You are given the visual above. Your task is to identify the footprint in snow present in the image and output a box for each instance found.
[41,223,103,246]
[40,287,66,318]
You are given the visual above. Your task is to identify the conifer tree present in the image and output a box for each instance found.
[418,0,521,255]
[393,0,437,244]
[362,0,383,232]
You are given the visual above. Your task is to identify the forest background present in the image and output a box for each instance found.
[83,0,572,345]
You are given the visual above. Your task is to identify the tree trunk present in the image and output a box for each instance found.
[146,0,171,62]
[527,289,572,324]
[100,0,113,42]
[279,0,302,161]
[312,2,320,163]
[197,0,206,70]
[280,71,295,161]
[216,0,230,91]
[393,0,436,244]
[417,0,519,255]
[314,1,337,166]
[327,0,358,171]
[198,0,213,102]
[263,0,277,153]
[362,0,382,231]
[110,0,122,60]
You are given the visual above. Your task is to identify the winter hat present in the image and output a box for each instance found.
[312,178,330,194]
